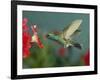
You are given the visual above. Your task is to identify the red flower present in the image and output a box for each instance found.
[83,50,90,65]
[58,48,66,57]
[31,25,44,48]
[23,31,31,58]
[22,18,31,58]
[22,18,29,31]
[31,24,38,33]
[36,35,44,48]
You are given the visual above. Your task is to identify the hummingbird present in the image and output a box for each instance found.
[46,19,82,49]
[30,25,44,48]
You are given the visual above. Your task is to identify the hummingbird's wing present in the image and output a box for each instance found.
[60,19,82,39]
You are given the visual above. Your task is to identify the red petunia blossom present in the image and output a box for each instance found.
[83,50,90,65]
[58,47,66,57]
[22,18,31,58]
[22,18,29,31]
[23,31,31,58]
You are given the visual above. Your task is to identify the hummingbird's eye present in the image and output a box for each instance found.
[46,34,49,37]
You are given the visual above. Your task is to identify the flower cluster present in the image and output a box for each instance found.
[23,18,31,58]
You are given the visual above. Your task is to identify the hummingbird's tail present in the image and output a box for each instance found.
[73,43,82,50]
[64,40,82,50]
[69,40,82,50]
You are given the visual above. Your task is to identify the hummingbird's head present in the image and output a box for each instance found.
[46,33,55,40]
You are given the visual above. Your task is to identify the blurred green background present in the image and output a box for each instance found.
[23,11,89,68]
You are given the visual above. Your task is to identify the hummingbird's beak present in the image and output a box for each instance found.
[43,34,49,40]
